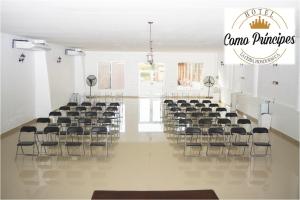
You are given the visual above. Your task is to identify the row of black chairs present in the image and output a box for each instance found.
[162,99,272,157]
[16,101,123,157]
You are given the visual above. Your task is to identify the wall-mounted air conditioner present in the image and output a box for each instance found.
[65,48,85,56]
[12,39,51,51]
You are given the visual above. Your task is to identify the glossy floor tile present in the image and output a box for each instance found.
[1,98,299,199]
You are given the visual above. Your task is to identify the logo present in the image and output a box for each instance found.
[224,8,295,65]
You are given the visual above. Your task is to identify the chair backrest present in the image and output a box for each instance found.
[195,103,205,108]
[44,126,59,134]
[190,100,199,104]
[186,107,196,112]
[202,100,211,104]
[237,119,251,124]
[170,107,181,112]
[67,126,83,135]
[252,127,270,144]
[19,126,37,142]
[49,111,62,116]
[110,102,120,107]
[198,118,213,125]
[91,106,102,112]
[177,100,186,104]
[209,103,219,107]
[106,106,118,112]
[208,127,224,135]
[67,111,80,117]
[91,127,108,135]
[201,107,212,112]
[103,111,115,117]
[185,127,201,134]
[98,118,112,125]
[217,118,231,125]
[231,127,246,135]
[36,118,50,123]
[225,112,238,118]
[78,118,92,125]
[178,118,192,125]
[67,102,78,107]
[208,112,221,118]
[81,102,92,107]
[96,102,106,107]
[76,106,87,112]
[216,107,227,112]
[253,127,268,134]
[180,103,191,108]
[85,111,98,118]
[59,106,70,111]
[164,99,173,104]
[57,117,71,125]
[20,126,37,133]
[174,112,186,118]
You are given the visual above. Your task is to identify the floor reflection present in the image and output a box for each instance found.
[138,98,163,133]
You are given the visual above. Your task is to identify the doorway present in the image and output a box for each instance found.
[138,63,165,97]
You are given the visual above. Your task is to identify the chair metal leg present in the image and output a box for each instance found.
[20,146,25,154]
[15,146,19,159]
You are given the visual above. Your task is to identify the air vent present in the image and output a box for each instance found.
[65,48,85,56]
[12,39,51,51]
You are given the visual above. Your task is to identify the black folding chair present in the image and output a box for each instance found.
[206,127,226,156]
[184,127,202,156]
[250,127,272,156]
[40,126,62,156]
[228,127,249,156]
[90,127,109,156]
[65,127,85,156]
[16,126,39,157]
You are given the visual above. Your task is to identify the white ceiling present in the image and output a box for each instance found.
[1,0,299,51]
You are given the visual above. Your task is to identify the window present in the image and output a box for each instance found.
[139,63,164,82]
[177,62,203,87]
[98,61,124,89]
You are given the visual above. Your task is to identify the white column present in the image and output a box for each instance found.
[253,64,259,97]
[34,51,52,117]
[74,56,86,95]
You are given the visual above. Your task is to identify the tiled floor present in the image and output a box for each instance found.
[1,98,299,199]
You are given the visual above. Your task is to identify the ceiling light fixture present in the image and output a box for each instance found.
[146,21,154,66]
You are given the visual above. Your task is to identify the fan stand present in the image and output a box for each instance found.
[89,80,93,98]
[207,86,211,98]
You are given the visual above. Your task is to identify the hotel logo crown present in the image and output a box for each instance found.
[249,16,270,29]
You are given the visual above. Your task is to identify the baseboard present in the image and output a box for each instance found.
[236,109,299,145]
[270,127,299,146]
[236,109,258,123]
[1,119,36,139]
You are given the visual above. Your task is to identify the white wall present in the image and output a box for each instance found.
[46,44,74,110]
[83,51,219,97]
[1,33,75,133]
[1,33,36,133]
[219,48,300,141]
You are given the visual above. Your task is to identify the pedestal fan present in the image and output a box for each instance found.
[86,75,97,98]
[203,76,215,98]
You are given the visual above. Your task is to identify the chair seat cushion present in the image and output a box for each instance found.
[41,141,58,146]
[232,142,248,146]
[90,142,106,146]
[254,142,271,146]
[17,141,35,146]
[209,142,226,147]
[65,142,82,146]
